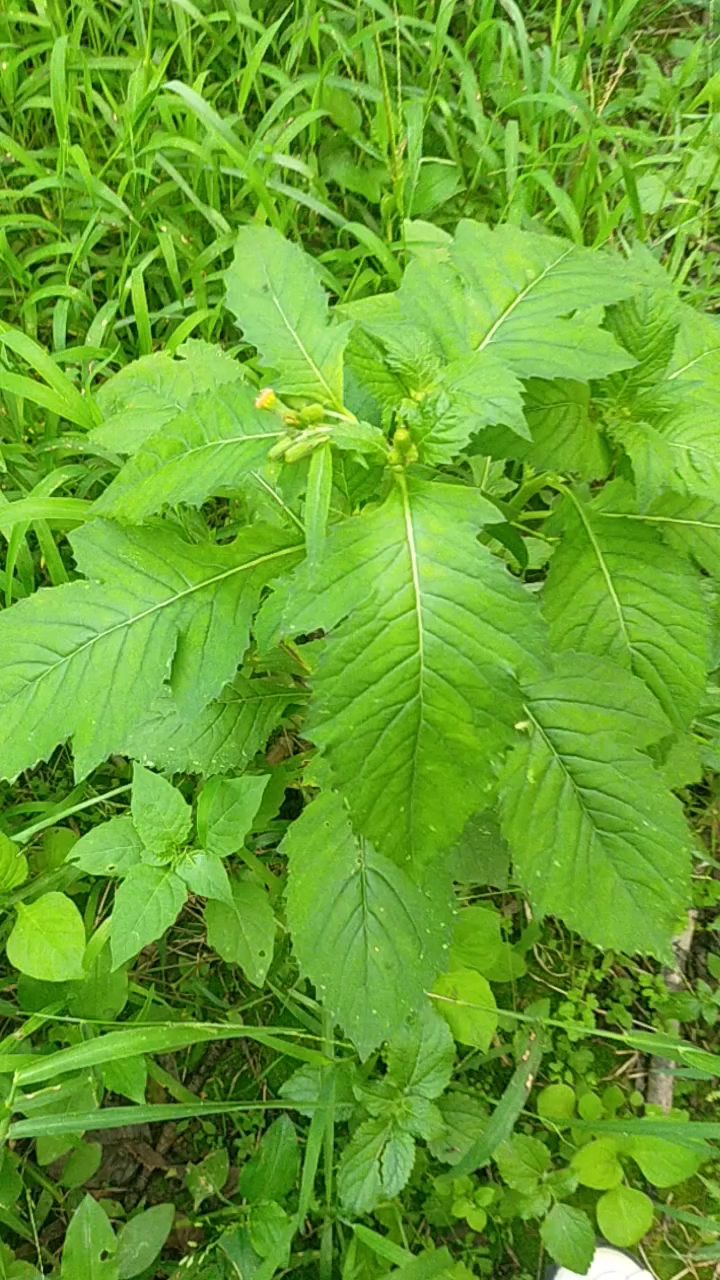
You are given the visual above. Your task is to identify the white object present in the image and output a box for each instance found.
[553,1246,654,1280]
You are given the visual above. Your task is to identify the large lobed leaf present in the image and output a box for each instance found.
[262,475,545,865]
[282,791,451,1058]
[448,221,636,380]
[0,521,301,780]
[224,226,350,408]
[94,380,285,523]
[543,486,709,729]
[124,675,297,776]
[346,222,635,450]
[91,340,242,455]
[478,379,608,479]
[611,309,720,504]
[501,656,692,958]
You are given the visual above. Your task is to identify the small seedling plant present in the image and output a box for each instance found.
[0,221,718,1274]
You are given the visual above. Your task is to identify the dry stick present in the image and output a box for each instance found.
[646,912,697,1112]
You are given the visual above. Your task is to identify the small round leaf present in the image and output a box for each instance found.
[571,1138,624,1190]
[597,1185,654,1247]
[7,892,86,981]
[433,969,497,1049]
[537,1083,576,1123]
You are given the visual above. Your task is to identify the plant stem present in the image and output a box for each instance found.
[12,784,131,844]
[319,1010,336,1280]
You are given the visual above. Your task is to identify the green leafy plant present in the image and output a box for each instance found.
[1,218,719,1272]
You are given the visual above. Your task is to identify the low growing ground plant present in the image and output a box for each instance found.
[0,216,718,1275]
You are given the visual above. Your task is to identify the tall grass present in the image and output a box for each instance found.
[1,0,718,375]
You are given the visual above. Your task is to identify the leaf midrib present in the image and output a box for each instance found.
[137,429,283,469]
[260,260,342,409]
[598,512,720,532]
[522,704,656,913]
[398,474,426,852]
[477,247,573,351]
[566,491,632,654]
[15,542,302,695]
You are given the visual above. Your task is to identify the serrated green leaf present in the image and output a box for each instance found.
[225,227,350,407]
[354,318,528,460]
[204,876,275,986]
[8,893,86,982]
[354,224,634,383]
[585,478,720,574]
[61,1194,117,1280]
[496,1135,550,1193]
[0,520,301,781]
[607,286,680,397]
[338,1116,389,1213]
[385,1007,455,1100]
[279,1061,355,1122]
[544,487,709,728]
[612,308,720,502]
[409,349,528,463]
[449,221,635,379]
[126,675,294,776]
[596,1186,654,1247]
[70,818,145,878]
[248,1200,293,1266]
[541,1203,595,1274]
[92,342,242,455]
[94,381,284,522]
[501,656,692,956]
[480,378,608,478]
[131,765,191,853]
[612,412,720,506]
[635,492,720,578]
[667,306,720,403]
[381,1128,416,1197]
[110,865,187,968]
[196,774,270,857]
[265,477,543,865]
[428,1090,489,1165]
[403,1096,444,1142]
[282,792,451,1058]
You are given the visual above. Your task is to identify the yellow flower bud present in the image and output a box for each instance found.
[255,387,278,410]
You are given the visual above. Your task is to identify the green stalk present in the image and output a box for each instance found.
[319,1010,336,1280]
